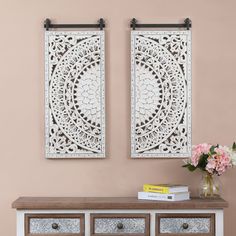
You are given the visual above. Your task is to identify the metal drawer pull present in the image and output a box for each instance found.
[52,223,59,230]
[182,223,189,229]
[117,222,124,229]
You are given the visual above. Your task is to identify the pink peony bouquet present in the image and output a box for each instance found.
[183,142,236,176]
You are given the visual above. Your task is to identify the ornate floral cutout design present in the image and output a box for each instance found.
[131,31,191,158]
[45,31,105,158]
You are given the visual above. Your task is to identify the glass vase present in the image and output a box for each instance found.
[199,172,221,198]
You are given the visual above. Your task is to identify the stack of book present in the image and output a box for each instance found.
[138,184,190,202]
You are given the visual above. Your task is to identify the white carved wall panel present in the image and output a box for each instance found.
[131,31,191,158]
[45,31,105,158]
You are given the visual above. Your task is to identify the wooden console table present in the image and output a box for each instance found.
[12,197,228,236]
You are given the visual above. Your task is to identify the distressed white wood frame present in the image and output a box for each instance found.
[131,31,192,158]
[45,31,105,158]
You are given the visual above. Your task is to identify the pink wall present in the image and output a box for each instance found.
[0,0,235,235]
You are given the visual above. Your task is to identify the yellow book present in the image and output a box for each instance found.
[143,184,188,194]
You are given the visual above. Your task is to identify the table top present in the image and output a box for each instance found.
[12,197,228,210]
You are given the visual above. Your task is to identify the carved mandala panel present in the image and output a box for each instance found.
[131,31,191,158]
[45,31,105,158]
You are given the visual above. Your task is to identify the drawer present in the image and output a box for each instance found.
[156,213,215,236]
[90,214,150,236]
[25,214,84,236]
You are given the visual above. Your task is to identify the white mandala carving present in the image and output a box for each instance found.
[45,31,105,158]
[131,31,191,158]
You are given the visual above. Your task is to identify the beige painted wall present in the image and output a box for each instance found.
[0,0,235,235]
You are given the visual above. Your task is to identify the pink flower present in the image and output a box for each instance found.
[206,147,232,176]
[184,143,234,176]
[191,143,211,167]
[206,157,216,174]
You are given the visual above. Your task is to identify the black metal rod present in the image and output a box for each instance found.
[44,18,105,31]
[133,23,192,28]
[130,18,192,30]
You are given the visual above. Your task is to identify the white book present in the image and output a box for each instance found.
[138,191,190,202]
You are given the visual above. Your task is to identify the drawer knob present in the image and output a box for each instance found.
[117,222,124,230]
[182,223,189,230]
[52,223,59,230]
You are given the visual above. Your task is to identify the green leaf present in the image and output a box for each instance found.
[209,145,216,155]
[187,165,197,172]
[233,142,236,151]
[197,154,208,170]
[182,164,189,167]
[182,163,197,172]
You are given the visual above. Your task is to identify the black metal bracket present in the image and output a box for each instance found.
[131,18,137,30]
[45,18,51,31]
[99,18,105,30]
[44,18,105,31]
[130,18,192,30]
[184,18,191,30]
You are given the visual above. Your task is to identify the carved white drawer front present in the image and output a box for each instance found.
[25,214,84,236]
[91,214,150,235]
[156,214,215,235]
